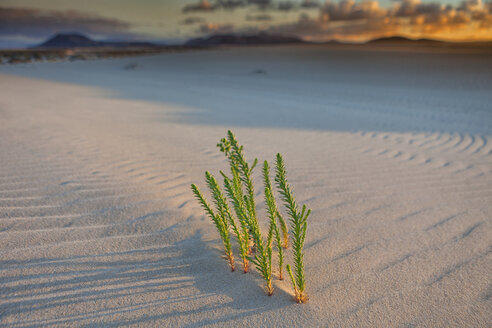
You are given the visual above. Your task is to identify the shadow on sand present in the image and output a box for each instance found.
[0,231,292,327]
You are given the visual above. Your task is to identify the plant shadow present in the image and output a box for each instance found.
[0,231,293,327]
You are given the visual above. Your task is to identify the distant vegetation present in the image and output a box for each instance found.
[191,131,311,303]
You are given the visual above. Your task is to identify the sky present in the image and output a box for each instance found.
[0,0,491,47]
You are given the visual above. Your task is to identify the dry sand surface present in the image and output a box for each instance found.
[0,45,491,327]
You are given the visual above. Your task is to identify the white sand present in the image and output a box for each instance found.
[0,45,491,327]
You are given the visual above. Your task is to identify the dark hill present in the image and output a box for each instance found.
[368,36,442,44]
[185,33,304,46]
[38,33,99,48]
[37,33,158,49]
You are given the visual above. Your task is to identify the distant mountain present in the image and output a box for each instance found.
[367,36,442,44]
[185,33,304,46]
[367,36,492,48]
[37,33,159,49]
[38,33,99,48]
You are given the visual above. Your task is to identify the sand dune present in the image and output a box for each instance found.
[0,45,491,327]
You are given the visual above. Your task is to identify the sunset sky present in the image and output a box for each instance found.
[0,0,491,47]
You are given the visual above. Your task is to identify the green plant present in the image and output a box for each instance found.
[246,214,274,295]
[263,160,284,280]
[221,170,251,273]
[192,131,311,302]
[218,132,255,260]
[218,131,258,232]
[277,210,289,249]
[218,131,274,295]
[191,176,235,271]
[286,264,298,300]
[275,153,311,303]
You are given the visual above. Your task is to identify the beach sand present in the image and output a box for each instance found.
[0,45,491,327]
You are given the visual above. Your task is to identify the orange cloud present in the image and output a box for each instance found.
[185,0,491,42]
[320,0,387,21]
[198,22,235,34]
[183,0,217,13]
[259,0,492,41]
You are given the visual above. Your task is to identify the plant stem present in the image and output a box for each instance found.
[191,182,235,271]
[275,154,310,303]
[263,160,285,281]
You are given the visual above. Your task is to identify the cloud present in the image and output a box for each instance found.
[262,12,397,41]
[183,0,247,13]
[391,0,492,35]
[320,0,387,21]
[182,0,322,13]
[301,0,322,9]
[278,1,295,11]
[264,0,321,11]
[256,0,492,41]
[277,0,321,11]
[181,17,207,25]
[181,0,491,42]
[393,0,445,17]
[246,14,274,21]
[0,6,136,41]
[198,22,235,33]
[247,0,273,7]
[217,0,247,10]
[183,0,218,13]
